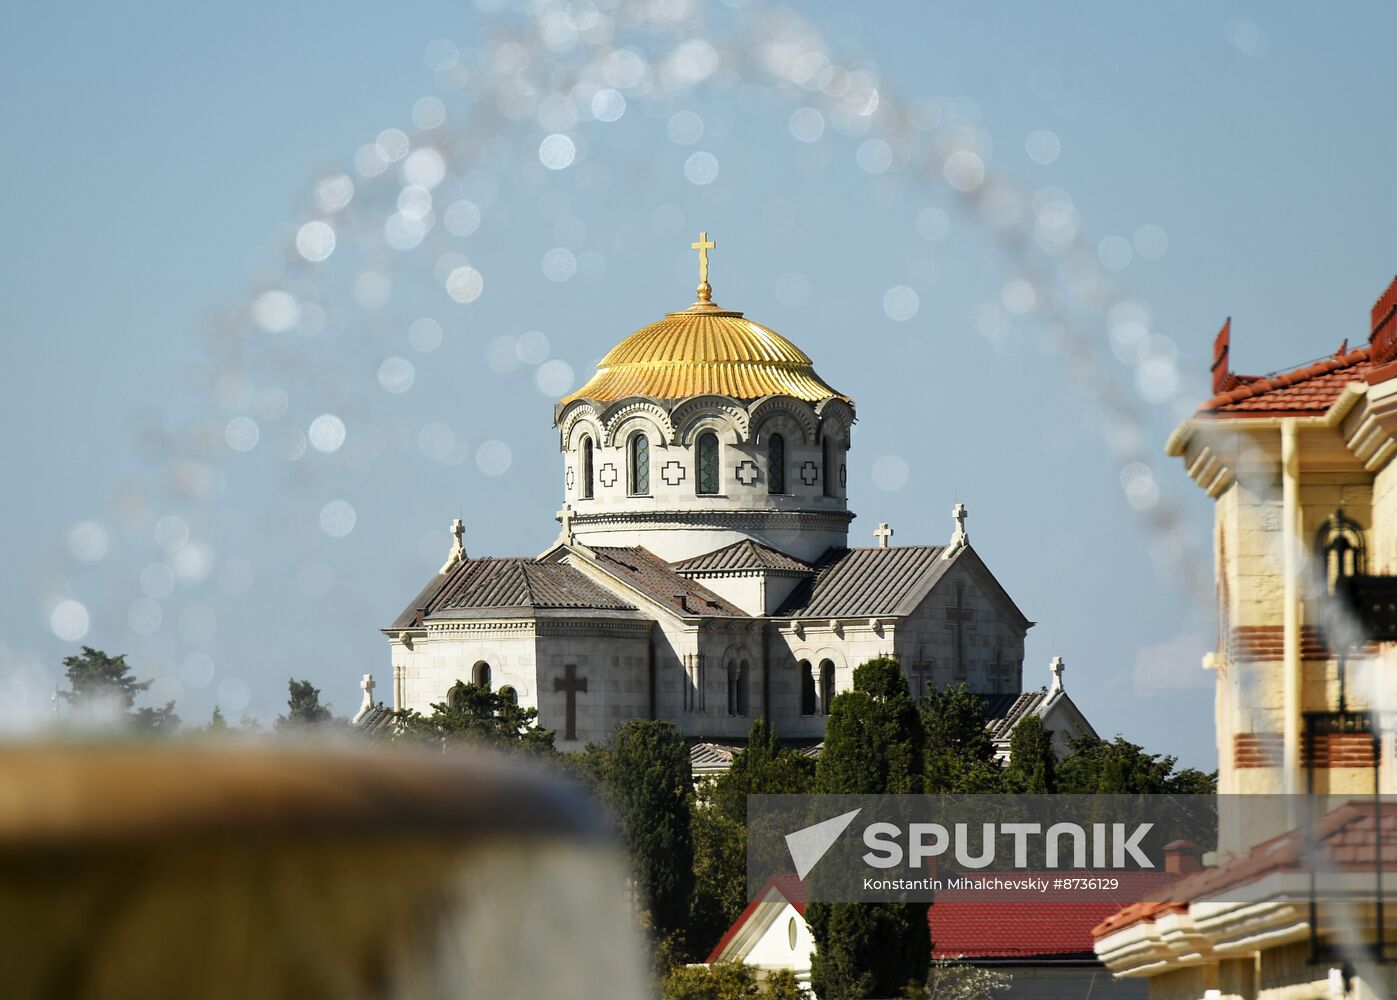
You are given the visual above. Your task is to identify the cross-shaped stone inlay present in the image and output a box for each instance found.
[800,460,819,486]
[735,459,758,486]
[910,647,933,702]
[553,663,588,741]
[944,583,976,680]
[599,462,618,488]
[661,459,687,486]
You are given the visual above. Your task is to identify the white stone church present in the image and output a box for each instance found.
[368,235,1095,758]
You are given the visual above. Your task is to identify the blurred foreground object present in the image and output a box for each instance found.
[0,741,647,1000]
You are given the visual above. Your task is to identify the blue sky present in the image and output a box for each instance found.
[3,1,1395,767]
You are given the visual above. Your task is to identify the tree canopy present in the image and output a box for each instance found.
[275,678,334,730]
[391,680,555,753]
[59,646,179,733]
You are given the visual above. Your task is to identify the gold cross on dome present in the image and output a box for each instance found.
[691,231,715,301]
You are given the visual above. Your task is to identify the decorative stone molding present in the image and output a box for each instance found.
[600,398,675,447]
[735,459,759,486]
[750,396,819,445]
[661,460,687,486]
[672,395,750,444]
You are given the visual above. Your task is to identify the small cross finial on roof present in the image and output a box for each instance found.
[438,517,467,575]
[953,502,968,538]
[690,231,716,302]
[1049,655,1065,694]
[874,522,894,548]
[557,503,576,543]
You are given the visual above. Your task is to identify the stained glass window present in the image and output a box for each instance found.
[581,438,594,498]
[630,434,649,495]
[697,432,719,495]
[768,433,786,494]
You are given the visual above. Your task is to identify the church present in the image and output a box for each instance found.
[373,235,1093,757]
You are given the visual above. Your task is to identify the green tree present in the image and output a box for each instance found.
[661,962,808,1000]
[921,684,1003,793]
[392,680,555,753]
[206,706,229,732]
[809,657,929,999]
[690,719,816,955]
[817,657,924,796]
[1003,714,1056,793]
[276,678,333,729]
[601,720,695,947]
[1056,734,1199,794]
[59,646,179,732]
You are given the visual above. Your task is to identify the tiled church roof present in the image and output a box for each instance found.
[773,545,948,618]
[588,546,748,617]
[387,557,635,628]
[982,690,1048,743]
[672,539,812,574]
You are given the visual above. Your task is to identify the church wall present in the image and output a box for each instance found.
[396,622,540,715]
[891,561,1026,701]
[533,621,653,750]
[769,622,896,739]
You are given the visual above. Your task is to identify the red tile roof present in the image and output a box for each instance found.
[1093,801,1397,940]
[708,871,1158,964]
[929,898,1124,960]
[1199,345,1372,415]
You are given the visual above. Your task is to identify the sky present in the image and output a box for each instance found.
[3,1,1396,768]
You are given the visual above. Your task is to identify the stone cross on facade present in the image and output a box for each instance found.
[553,663,588,741]
[909,645,933,701]
[1049,655,1065,695]
[874,522,894,548]
[439,517,467,574]
[944,583,975,679]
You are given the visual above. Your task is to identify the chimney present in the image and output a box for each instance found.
[1210,318,1234,394]
[1370,276,1397,367]
[672,594,689,613]
[1162,839,1200,875]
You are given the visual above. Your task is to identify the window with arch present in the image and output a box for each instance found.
[629,433,650,495]
[697,432,719,495]
[580,437,595,499]
[822,435,838,497]
[768,433,786,494]
[799,661,816,716]
[819,660,835,714]
[498,684,518,706]
[737,660,750,716]
[472,661,491,690]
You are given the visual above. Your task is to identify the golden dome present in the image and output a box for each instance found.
[560,299,848,405]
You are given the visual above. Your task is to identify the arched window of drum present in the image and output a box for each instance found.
[498,685,518,706]
[799,661,816,716]
[580,437,595,499]
[629,434,650,495]
[736,660,750,717]
[819,660,835,714]
[822,434,837,497]
[768,433,786,494]
[697,432,720,495]
[472,661,491,690]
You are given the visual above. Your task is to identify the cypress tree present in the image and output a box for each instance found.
[1004,713,1057,793]
[603,720,695,944]
[808,657,929,998]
